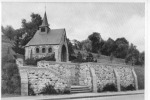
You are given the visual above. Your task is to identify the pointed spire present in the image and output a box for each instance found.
[40,12,49,27]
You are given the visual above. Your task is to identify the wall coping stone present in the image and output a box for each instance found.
[113,69,121,91]
[132,68,138,90]
[89,67,97,93]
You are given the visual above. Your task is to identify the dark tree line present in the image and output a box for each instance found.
[70,32,144,66]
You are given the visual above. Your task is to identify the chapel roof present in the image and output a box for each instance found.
[25,11,66,47]
[25,28,66,46]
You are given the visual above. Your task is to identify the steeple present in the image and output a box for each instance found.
[39,11,50,34]
[40,12,49,27]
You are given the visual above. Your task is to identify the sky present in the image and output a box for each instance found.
[2,2,145,52]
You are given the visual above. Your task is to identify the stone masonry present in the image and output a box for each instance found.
[18,61,138,95]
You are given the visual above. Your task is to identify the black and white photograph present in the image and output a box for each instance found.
[1,1,148,100]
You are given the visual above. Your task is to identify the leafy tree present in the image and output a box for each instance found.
[114,37,129,59]
[2,25,15,40]
[139,52,145,66]
[66,38,75,61]
[21,13,42,46]
[80,39,92,52]
[88,32,102,53]
[77,52,82,62]
[72,39,82,50]
[125,43,140,66]
[101,38,116,56]
[12,28,25,55]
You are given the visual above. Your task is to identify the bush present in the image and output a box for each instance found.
[25,58,37,65]
[28,83,35,96]
[102,83,117,92]
[25,54,56,65]
[121,84,135,91]
[63,87,70,94]
[40,83,57,95]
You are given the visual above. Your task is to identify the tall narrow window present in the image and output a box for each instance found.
[36,48,39,53]
[42,48,45,53]
[48,48,52,53]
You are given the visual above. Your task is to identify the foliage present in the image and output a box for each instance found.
[102,83,117,92]
[2,62,21,95]
[63,87,71,94]
[121,84,135,91]
[113,37,129,59]
[80,39,92,52]
[125,43,141,66]
[86,53,94,62]
[76,52,83,62]
[2,25,15,40]
[88,32,101,53]
[25,54,56,65]
[28,83,35,96]
[101,38,116,56]
[67,38,75,61]
[21,13,42,46]
[40,83,57,95]
[72,39,82,50]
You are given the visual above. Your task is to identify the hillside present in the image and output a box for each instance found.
[74,50,125,64]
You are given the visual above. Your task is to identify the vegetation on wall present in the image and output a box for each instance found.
[2,56,21,95]
[25,54,56,65]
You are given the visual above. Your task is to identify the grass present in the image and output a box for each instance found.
[134,66,144,90]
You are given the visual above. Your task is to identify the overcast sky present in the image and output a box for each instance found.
[2,2,145,52]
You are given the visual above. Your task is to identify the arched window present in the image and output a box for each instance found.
[42,48,45,53]
[36,48,39,53]
[41,28,45,32]
[48,47,52,53]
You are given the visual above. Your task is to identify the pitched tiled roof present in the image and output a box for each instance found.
[25,28,65,46]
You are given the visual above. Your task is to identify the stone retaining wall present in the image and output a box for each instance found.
[18,62,138,95]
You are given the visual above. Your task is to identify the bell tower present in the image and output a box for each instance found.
[39,12,50,34]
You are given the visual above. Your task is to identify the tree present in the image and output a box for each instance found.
[2,25,15,40]
[125,43,140,66]
[12,28,25,55]
[114,37,129,59]
[139,51,145,66]
[21,13,42,46]
[77,52,82,62]
[66,38,75,61]
[101,38,116,56]
[88,32,102,53]
[72,39,82,50]
[80,39,92,52]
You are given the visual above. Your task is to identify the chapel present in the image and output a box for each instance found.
[25,12,69,62]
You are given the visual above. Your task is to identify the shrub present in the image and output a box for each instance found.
[25,54,56,65]
[25,58,37,65]
[28,83,35,96]
[40,83,57,95]
[102,83,117,92]
[121,84,135,91]
[63,87,70,94]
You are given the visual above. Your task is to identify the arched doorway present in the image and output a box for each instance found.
[61,45,67,62]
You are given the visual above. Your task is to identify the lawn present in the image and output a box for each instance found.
[134,66,145,90]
